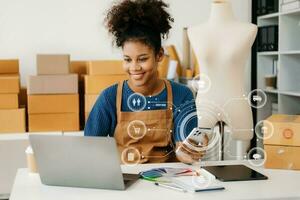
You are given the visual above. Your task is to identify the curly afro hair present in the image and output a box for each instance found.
[105,0,174,54]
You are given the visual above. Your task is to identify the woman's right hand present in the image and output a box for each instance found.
[175,134,209,164]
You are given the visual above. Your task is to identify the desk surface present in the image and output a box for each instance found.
[9,160,300,200]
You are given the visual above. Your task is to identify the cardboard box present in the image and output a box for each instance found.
[0,94,19,109]
[70,61,88,78]
[166,45,182,77]
[0,75,20,93]
[37,54,70,75]
[158,55,170,78]
[87,60,125,75]
[28,94,79,114]
[84,94,99,113]
[0,59,19,74]
[264,114,300,146]
[84,75,127,94]
[264,145,300,170]
[28,113,79,132]
[27,74,78,94]
[0,108,26,133]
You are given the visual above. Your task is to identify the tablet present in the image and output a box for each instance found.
[203,165,268,182]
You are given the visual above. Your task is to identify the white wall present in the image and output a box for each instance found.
[0,0,251,87]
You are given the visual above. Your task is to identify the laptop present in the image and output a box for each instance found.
[29,134,140,190]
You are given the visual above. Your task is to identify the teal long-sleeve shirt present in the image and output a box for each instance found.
[84,80,197,142]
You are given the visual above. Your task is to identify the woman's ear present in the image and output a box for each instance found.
[156,48,164,62]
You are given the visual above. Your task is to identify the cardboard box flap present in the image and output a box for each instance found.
[0,59,19,74]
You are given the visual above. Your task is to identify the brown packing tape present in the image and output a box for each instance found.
[0,108,26,133]
[0,59,19,74]
[84,94,99,113]
[0,74,20,94]
[84,75,127,94]
[28,113,80,132]
[27,74,78,94]
[87,60,125,75]
[37,54,70,75]
[28,94,79,114]
[0,94,19,109]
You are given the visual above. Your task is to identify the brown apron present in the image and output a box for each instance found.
[114,80,176,164]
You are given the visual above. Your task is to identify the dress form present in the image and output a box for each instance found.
[187,0,257,160]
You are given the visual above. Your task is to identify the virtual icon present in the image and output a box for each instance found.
[255,120,274,140]
[248,89,267,109]
[133,125,141,136]
[253,153,262,160]
[137,98,141,106]
[121,147,141,166]
[247,147,267,167]
[253,95,262,102]
[127,152,135,162]
[128,93,146,112]
[261,126,268,134]
[127,120,147,140]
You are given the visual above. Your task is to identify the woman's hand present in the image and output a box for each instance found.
[175,134,209,164]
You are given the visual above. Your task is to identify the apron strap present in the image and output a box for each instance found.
[164,80,173,111]
[116,81,124,121]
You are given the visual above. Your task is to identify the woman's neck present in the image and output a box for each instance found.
[209,1,235,24]
[128,77,165,97]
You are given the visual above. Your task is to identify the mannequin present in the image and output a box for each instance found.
[188,0,257,160]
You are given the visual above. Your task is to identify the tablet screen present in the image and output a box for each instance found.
[203,165,268,182]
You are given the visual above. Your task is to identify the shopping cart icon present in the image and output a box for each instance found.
[133,126,141,135]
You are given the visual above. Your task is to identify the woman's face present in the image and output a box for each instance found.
[122,40,163,87]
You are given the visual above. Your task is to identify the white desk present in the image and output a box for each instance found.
[0,131,83,199]
[9,161,300,200]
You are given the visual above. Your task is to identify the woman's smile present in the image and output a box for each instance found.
[130,72,146,80]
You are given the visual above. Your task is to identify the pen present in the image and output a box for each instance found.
[154,182,187,193]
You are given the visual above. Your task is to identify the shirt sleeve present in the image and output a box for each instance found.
[84,90,116,137]
[173,89,198,142]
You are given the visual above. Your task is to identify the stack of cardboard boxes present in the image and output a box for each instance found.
[27,55,79,132]
[70,61,88,129]
[0,59,26,133]
[264,114,300,170]
[84,60,127,122]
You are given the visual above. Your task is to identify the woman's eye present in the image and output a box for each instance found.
[124,59,131,63]
[138,58,148,62]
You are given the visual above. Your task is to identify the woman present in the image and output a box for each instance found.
[84,0,205,164]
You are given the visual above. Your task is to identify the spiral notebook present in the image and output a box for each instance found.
[140,167,224,193]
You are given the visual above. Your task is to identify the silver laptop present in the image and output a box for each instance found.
[29,135,140,190]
